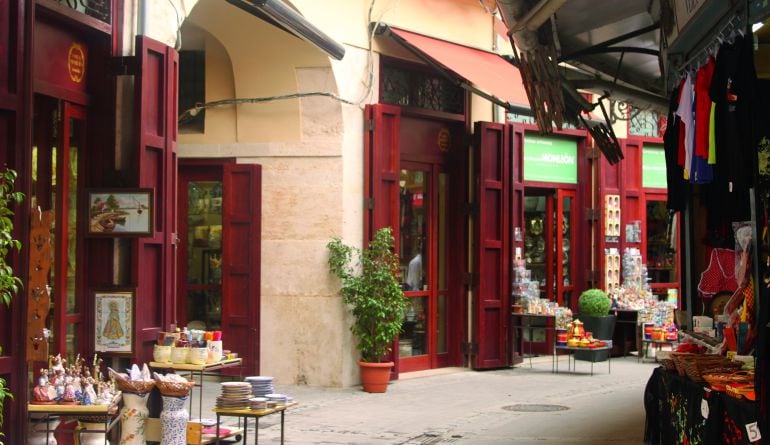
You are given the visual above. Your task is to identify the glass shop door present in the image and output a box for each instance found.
[521,188,576,353]
[398,163,449,372]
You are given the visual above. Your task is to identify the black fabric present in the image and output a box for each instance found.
[664,86,686,211]
[645,367,759,445]
[706,35,757,231]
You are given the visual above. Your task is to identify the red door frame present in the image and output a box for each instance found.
[176,165,223,325]
[54,102,87,355]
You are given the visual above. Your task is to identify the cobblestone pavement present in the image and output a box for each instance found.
[194,355,658,444]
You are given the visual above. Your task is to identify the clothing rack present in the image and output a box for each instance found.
[675,2,749,75]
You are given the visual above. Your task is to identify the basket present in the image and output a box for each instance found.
[114,379,155,395]
[702,371,754,391]
[681,355,742,383]
[660,358,677,372]
[671,353,692,376]
[154,379,195,397]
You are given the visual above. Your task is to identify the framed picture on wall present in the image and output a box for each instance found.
[94,289,134,355]
[87,189,153,236]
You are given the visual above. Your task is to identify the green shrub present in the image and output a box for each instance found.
[578,288,611,317]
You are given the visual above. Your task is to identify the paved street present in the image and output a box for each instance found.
[194,355,658,444]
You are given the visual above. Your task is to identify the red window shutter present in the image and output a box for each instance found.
[363,104,401,370]
[221,163,262,376]
[473,122,511,369]
[132,36,178,363]
[364,104,401,242]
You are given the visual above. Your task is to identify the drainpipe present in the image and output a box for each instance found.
[139,0,148,36]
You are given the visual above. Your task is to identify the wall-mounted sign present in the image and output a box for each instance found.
[642,145,667,189]
[67,43,86,83]
[523,135,577,184]
[437,128,450,152]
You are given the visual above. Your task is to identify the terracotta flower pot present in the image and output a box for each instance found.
[358,361,393,393]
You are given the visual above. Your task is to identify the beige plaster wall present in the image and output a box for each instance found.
[173,0,506,388]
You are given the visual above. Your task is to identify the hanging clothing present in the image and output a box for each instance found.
[706,34,756,227]
[664,86,686,211]
[697,248,738,299]
[691,58,715,184]
[676,73,694,180]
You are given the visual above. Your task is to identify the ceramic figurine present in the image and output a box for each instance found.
[31,368,54,404]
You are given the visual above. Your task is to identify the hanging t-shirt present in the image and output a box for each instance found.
[695,57,715,159]
[676,73,694,180]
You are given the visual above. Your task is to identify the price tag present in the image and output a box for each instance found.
[701,399,709,419]
[746,422,761,442]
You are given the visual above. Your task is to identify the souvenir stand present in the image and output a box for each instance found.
[644,1,770,443]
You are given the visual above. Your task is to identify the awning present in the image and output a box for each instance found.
[381,26,529,111]
[226,0,345,60]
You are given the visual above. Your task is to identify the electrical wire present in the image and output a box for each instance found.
[178,0,388,123]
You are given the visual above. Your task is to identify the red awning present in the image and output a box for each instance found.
[387,27,528,109]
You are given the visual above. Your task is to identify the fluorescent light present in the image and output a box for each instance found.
[752,22,764,33]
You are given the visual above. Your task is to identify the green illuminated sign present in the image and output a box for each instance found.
[642,145,667,189]
[523,136,577,184]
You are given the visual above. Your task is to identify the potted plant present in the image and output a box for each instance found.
[0,168,22,444]
[575,288,615,362]
[327,227,408,393]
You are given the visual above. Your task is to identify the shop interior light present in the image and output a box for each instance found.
[752,22,764,33]
[226,0,345,60]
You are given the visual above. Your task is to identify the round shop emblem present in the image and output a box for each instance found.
[437,128,451,152]
[67,43,86,83]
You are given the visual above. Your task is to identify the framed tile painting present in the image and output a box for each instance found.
[94,289,134,355]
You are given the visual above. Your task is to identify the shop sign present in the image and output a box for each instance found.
[34,21,89,95]
[437,128,450,152]
[642,145,667,188]
[523,136,577,184]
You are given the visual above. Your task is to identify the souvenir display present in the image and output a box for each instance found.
[30,354,116,406]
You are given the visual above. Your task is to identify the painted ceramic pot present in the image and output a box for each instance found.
[160,395,189,445]
[120,392,150,444]
[153,345,172,363]
[189,347,208,365]
[171,347,189,364]
[28,415,60,445]
[75,420,107,445]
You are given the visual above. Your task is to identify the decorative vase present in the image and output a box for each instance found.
[160,395,189,445]
[74,420,107,445]
[153,344,172,363]
[358,361,393,393]
[120,392,150,444]
[189,347,208,365]
[171,347,189,364]
[28,415,60,445]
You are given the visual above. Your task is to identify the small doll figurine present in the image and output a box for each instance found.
[31,368,52,403]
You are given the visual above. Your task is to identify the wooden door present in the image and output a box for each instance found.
[472,122,511,369]
[221,164,262,375]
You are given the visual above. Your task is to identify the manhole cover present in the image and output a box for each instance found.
[502,404,569,412]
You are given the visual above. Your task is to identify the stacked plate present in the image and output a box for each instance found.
[249,397,268,410]
[265,393,289,406]
[215,381,252,409]
[245,376,274,397]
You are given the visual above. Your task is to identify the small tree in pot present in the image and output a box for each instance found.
[327,227,408,392]
[575,288,615,362]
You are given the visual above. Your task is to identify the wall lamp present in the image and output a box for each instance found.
[225,0,346,60]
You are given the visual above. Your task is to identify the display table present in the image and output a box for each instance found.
[213,402,298,444]
[638,339,677,362]
[28,395,121,445]
[150,358,243,419]
[510,313,556,367]
[644,367,759,445]
[611,309,638,357]
[553,346,612,375]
